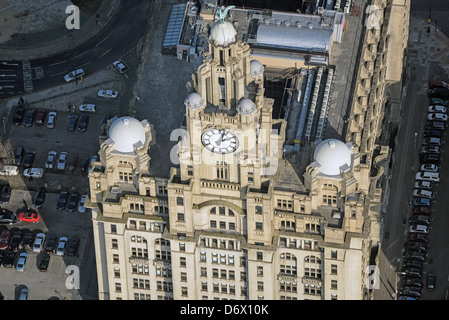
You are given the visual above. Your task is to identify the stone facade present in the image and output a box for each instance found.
[89,0,409,300]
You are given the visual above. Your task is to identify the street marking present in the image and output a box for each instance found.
[49,60,67,67]
[74,50,90,59]
[49,71,67,77]
[77,61,91,68]
[96,35,110,47]
[98,49,112,58]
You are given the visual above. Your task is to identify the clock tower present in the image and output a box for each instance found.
[167,8,286,299]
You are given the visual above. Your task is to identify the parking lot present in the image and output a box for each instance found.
[0,73,121,299]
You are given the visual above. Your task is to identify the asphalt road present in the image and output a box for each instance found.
[0,0,151,115]
[411,0,449,37]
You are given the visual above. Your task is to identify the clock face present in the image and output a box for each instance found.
[201,128,239,154]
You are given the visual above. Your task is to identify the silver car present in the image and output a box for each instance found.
[57,152,68,170]
[33,233,46,252]
[79,104,96,113]
[64,68,85,82]
[45,151,57,169]
[56,237,68,256]
[15,252,29,272]
[98,90,118,99]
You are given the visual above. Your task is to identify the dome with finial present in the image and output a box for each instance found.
[313,139,352,176]
[184,92,204,109]
[250,60,264,77]
[209,20,237,47]
[108,117,146,153]
[237,98,256,115]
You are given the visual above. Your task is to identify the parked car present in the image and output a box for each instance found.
[12,107,25,125]
[78,194,87,213]
[402,259,423,269]
[414,180,433,190]
[56,190,69,210]
[22,150,36,168]
[67,114,79,131]
[15,252,29,272]
[420,163,438,172]
[415,171,440,182]
[412,197,431,207]
[66,238,79,256]
[0,165,18,176]
[79,104,96,113]
[112,60,127,73]
[427,273,436,291]
[78,114,89,132]
[17,211,40,223]
[430,97,448,105]
[404,241,427,253]
[0,185,12,204]
[98,89,118,99]
[0,210,16,224]
[0,230,11,250]
[425,120,446,130]
[423,129,443,139]
[409,215,430,225]
[401,267,422,278]
[38,253,50,272]
[408,233,429,243]
[428,87,449,99]
[422,137,441,146]
[32,233,45,252]
[409,224,429,234]
[401,278,423,288]
[64,68,85,82]
[45,151,57,169]
[35,109,47,125]
[428,105,447,113]
[67,192,79,212]
[427,113,447,122]
[8,231,22,251]
[3,250,15,267]
[23,168,44,179]
[23,108,35,127]
[56,237,68,256]
[399,286,422,298]
[57,152,68,170]
[419,153,440,165]
[33,187,46,208]
[46,111,57,128]
[44,235,57,254]
[18,287,29,300]
[14,146,24,165]
[420,145,440,154]
[21,233,34,250]
[412,189,432,199]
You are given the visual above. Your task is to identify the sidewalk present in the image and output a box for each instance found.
[0,0,120,61]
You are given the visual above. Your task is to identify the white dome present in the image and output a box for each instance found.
[184,92,204,109]
[250,60,264,77]
[237,98,256,115]
[209,20,236,46]
[108,117,146,153]
[313,139,351,176]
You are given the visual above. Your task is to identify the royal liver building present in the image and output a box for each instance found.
[88,2,405,300]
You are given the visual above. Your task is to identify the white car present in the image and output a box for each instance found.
[79,104,96,113]
[64,68,85,82]
[56,237,68,256]
[420,163,438,172]
[33,233,46,252]
[427,113,448,121]
[412,189,433,198]
[428,105,447,113]
[414,180,433,190]
[46,111,57,128]
[112,60,127,74]
[23,168,44,179]
[78,194,87,213]
[57,152,68,170]
[45,151,57,169]
[409,224,429,234]
[98,90,118,99]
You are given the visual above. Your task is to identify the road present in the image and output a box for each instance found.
[0,0,151,115]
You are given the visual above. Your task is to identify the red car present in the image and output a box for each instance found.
[0,230,11,250]
[18,211,40,223]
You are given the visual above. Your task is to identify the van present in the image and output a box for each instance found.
[415,171,440,182]
[0,165,18,176]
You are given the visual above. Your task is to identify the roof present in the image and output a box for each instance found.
[313,139,352,176]
[256,23,333,54]
[209,20,237,46]
[108,117,146,153]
